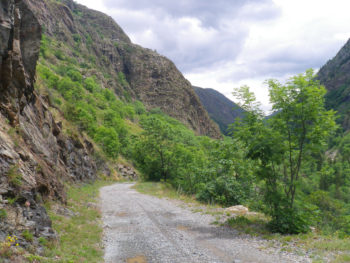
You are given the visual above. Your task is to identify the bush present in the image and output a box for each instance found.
[0,209,7,219]
[307,190,348,234]
[22,230,33,242]
[94,126,120,159]
[6,165,22,187]
[267,207,310,234]
[133,101,146,115]
[117,72,128,87]
[67,69,83,82]
[54,49,65,60]
[196,176,249,206]
[84,77,98,92]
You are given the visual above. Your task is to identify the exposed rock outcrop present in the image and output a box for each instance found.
[0,0,105,248]
[117,164,138,180]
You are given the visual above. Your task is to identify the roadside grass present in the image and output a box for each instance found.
[227,215,270,236]
[133,181,199,204]
[25,179,115,263]
[134,181,350,263]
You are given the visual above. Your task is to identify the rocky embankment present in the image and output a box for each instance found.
[0,0,107,251]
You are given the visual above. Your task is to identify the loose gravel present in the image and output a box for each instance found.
[100,183,311,263]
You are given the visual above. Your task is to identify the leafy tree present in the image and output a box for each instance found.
[84,77,99,93]
[134,116,176,181]
[94,126,120,159]
[196,138,254,206]
[233,70,337,233]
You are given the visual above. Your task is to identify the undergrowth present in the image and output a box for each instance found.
[24,180,115,263]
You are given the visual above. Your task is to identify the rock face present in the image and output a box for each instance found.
[117,164,138,180]
[317,38,350,129]
[193,87,245,135]
[0,0,105,247]
[24,0,221,138]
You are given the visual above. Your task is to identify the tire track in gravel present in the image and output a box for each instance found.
[100,183,311,263]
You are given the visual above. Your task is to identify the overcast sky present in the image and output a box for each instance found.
[75,0,350,112]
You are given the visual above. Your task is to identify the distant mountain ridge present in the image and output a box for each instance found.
[193,86,245,135]
[317,38,350,129]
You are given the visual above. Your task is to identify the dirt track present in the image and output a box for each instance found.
[100,183,309,263]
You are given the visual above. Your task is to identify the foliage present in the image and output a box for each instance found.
[6,165,22,187]
[196,139,254,206]
[232,69,337,234]
[0,235,19,260]
[134,114,177,181]
[37,38,142,160]
[42,180,114,263]
[22,230,33,242]
[0,209,7,219]
[94,126,120,159]
[117,72,128,87]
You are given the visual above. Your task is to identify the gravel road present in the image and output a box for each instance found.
[100,183,310,263]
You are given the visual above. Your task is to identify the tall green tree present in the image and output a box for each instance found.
[233,69,337,233]
[134,116,176,181]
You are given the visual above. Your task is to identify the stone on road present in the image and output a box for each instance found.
[100,183,308,263]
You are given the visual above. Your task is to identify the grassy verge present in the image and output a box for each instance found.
[25,180,115,263]
[134,181,350,263]
[226,215,350,262]
[133,181,199,204]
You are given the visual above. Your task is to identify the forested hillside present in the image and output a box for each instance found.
[193,86,245,135]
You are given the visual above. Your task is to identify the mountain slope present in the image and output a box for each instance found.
[193,87,245,134]
[317,38,350,129]
[25,0,220,138]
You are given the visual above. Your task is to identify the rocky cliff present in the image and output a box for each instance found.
[317,38,350,129]
[0,0,106,249]
[193,87,245,135]
[25,0,221,138]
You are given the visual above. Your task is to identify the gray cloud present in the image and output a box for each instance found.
[102,0,280,72]
[103,0,279,28]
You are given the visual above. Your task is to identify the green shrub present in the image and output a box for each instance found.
[0,209,7,219]
[196,176,249,206]
[6,165,22,187]
[22,230,33,242]
[84,77,98,92]
[117,72,128,87]
[40,35,50,58]
[267,207,310,234]
[72,34,81,44]
[54,49,65,60]
[67,69,83,82]
[38,237,48,246]
[94,126,120,159]
[133,101,146,115]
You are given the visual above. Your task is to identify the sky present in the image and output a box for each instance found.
[75,0,350,112]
